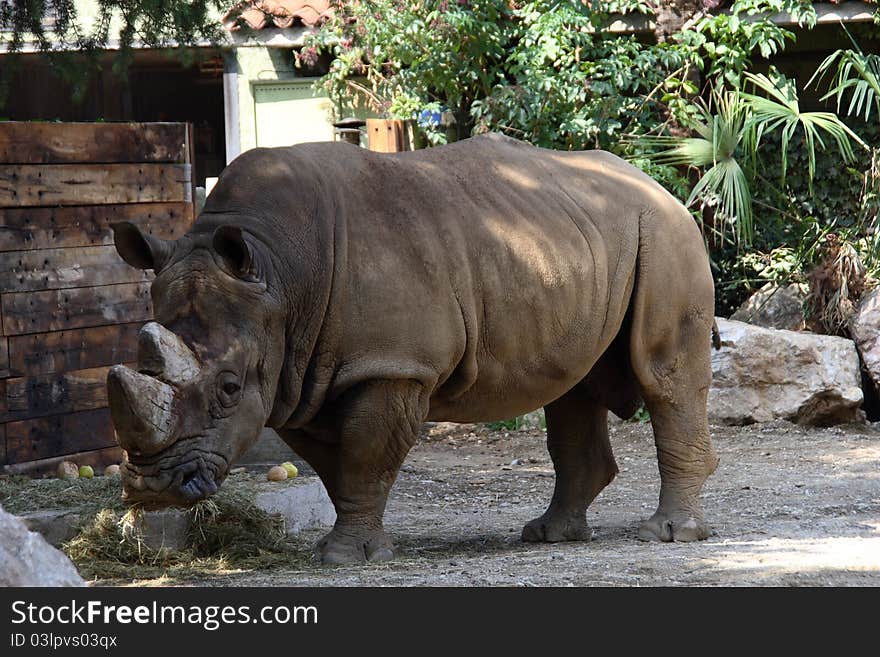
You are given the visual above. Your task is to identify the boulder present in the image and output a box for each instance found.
[710,318,863,425]
[0,504,85,586]
[255,478,336,534]
[120,508,190,551]
[730,282,807,331]
[849,286,880,395]
[20,510,82,547]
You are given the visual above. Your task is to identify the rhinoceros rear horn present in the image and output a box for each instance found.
[213,225,262,283]
[137,322,200,385]
[111,222,174,272]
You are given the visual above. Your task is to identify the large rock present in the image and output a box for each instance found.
[0,504,85,586]
[849,286,880,395]
[121,508,190,551]
[710,318,863,425]
[255,478,336,534]
[730,282,807,331]
[20,510,83,547]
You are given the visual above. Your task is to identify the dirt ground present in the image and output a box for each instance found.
[125,419,880,587]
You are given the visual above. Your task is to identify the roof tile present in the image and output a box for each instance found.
[222,1,334,31]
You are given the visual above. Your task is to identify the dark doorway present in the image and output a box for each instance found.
[1,48,225,187]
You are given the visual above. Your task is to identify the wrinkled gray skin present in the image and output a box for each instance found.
[108,134,719,564]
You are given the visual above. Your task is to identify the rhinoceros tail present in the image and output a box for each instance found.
[711,319,721,350]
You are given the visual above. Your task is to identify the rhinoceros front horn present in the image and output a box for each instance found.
[108,323,199,456]
[108,366,176,456]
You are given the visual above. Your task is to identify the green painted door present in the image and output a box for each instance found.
[253,80,335,148]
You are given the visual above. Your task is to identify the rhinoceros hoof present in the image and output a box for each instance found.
[637,512,710,543]
[521,513,593,543]
[316,527,395,565]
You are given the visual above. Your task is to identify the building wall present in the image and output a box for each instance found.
[231,46,328,154]
[228,44,374,160]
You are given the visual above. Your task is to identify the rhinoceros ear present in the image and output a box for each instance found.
[212,225,262,283]
[111,222,174,272]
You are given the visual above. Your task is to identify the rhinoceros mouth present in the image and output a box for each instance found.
[121,441,229,506]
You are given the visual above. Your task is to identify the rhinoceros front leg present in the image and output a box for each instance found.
[282,380,426,565]
[522,392,617,542]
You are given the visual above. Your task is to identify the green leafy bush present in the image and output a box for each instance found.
[309,0,875,322]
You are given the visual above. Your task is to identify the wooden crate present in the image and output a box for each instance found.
[367,119,411,153]
[0,122,195,475]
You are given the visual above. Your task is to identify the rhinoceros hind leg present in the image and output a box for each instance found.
[522,393,616,543]
[637,510,710,543]
[635,387,717,543]
[632,310,719,544]
[626,207,719,543]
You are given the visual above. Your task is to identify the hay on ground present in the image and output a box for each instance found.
[0,471,314,582]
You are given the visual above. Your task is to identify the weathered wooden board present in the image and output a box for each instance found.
[0,364,128,423]
[4,407,117,464]
[0,245,153,293]
[0,163,192,207]
[0,122,190,165]
[6,322,143,377]
[0,297,5,377]
[0,423,5,466]
[0,202,193,252]
[2,446,123,476]
[2,282,152,336]
[0,336,8,379]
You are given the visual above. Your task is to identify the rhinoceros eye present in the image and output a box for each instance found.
[216,371,242,408]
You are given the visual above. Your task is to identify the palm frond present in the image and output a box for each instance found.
[639,86,752,243]
[741,72,864,191]
[809,27,880,123]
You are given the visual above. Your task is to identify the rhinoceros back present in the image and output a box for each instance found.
[329,135,667,422]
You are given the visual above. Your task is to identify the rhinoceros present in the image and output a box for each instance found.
[108,133,719,564]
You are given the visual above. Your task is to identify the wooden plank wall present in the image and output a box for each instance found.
[0,122,195,475]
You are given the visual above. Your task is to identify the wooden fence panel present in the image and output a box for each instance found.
[0,163,192,207]
[0,122,190,164]
[0,202,193,252]
[6,322,143,378]
[2,282,153,336]
[3,446,123,476]
[0,337,7,379]
[367,118,408,153]
[5,408,117,464]
[0,364,129,423]
[0,121,194,472]
[0,245,153,293]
